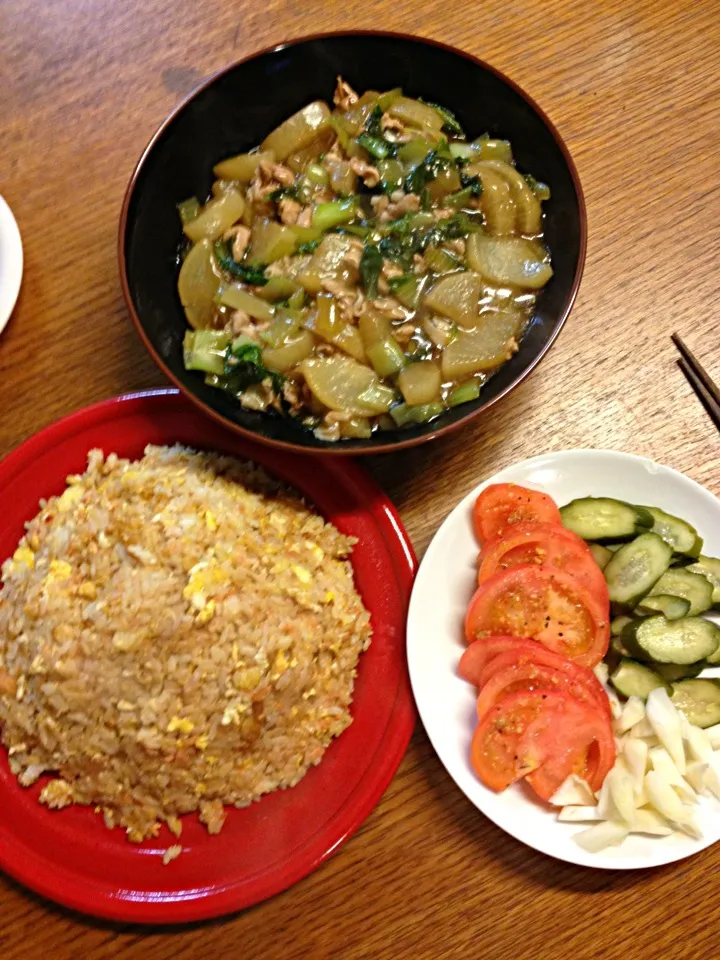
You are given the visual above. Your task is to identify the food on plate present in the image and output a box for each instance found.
[549,495,720,852]
[472,483,561,541]
[461,484,615,804]
[465,643,615,800]
[470,642,611,718]
[476,520,608,602]
[471,688,612,797]
[0,445,372,842]
[177,79,552,440]
[465,567,609,667]
[558,497,720,705]
[556,685,720,852]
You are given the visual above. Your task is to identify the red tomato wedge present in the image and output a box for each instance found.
[465,566,610,667]
[525,701,616,798]
[473,484,562,543]
[475,657,610,721]
[471,689,557,791]
[458,635,537,686]
[471,689,615,798]
[477,521,609,609]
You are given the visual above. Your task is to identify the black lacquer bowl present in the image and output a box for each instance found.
[119,31,586,455]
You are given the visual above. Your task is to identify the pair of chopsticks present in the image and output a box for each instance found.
[672,334,720,432]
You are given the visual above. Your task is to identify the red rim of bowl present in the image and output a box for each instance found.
[0,388,417,922]
[118,31,587,455]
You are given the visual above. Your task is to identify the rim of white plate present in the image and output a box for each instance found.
[0,195,23,336]
[407,448,720,870]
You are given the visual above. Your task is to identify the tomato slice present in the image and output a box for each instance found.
[473,484,562,543]
[465,566,610,667]
[477,521,609,609]
[471,689,559,791]
[471,689,615,799]
[458,635,536,686]
[476,658,610,721]
[525,700,616,798]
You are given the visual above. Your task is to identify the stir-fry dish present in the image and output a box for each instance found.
[178,78,553,441]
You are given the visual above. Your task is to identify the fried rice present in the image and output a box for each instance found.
[0,444,372,842]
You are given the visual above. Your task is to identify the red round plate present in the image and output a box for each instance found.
[0,389,416,923]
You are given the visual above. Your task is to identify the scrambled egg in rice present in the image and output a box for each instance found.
[0,445,371,842]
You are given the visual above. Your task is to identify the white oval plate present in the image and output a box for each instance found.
[0,195,23,336]
[407,449,720,870]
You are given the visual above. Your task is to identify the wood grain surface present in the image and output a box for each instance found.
[2,0,720,956]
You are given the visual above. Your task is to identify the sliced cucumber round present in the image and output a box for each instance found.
[624,615,720,665]
[636,594,691,620]
[670,679,720,728]
[560,498,653,542]
[654,662,704,682]
[611,615,634,637]
[588,542,613,571]
[688,555,720,607]
[646,568,714,616]
[638,505,703,558]
[603,532,673,605]
[611,659,670,699]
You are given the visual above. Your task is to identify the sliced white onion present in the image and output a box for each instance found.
[646,688,686,773]
[645,771,701,838]
[573,820,628,853]
[615,696,646,735]
[630,809,673,837]
[549,775,595,807]
[558,805,603,823]
[621,738,648,799]
[648,746,697,804]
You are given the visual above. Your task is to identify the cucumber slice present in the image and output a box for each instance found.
[603,532,673,605]
[610,659,670,699]
[636,594,691,620]
[560,498,653,542]
[670,679,720,728]
[639,505,703,558]
[688,555,720,606]
[654,662,704,682]
[624,616,720,665]
[670,554,696,568]
[647,568,713,616]
[588,543,613,570]
[611,615,634,638]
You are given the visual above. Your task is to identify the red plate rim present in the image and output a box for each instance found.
[0,389,417,923]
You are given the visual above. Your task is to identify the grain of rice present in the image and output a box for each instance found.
[0,445,371,842]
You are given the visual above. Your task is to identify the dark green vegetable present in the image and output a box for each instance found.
[359,243,384,299]
[224,341,283,393]
[357,107,397,160]
[419,99,465,137]
[443,187,477,210]
[213,240,268,286]
[404,141,455,194]
[524,174,551,201]
[459,172,483,196]
[388,273,425,308]
[357,132,395,160]
[269,184,301,202]
[377,210,480,268]
[366,105,384,138]
[297,238,322,254]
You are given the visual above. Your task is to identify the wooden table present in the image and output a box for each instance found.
[2,1,720,956]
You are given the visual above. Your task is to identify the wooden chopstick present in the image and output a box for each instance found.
[672,334,720,409]
[673,335,720,432]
